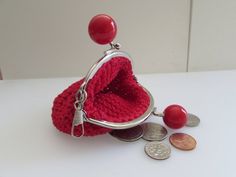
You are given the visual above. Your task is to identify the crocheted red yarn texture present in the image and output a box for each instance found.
[52,57,150,136]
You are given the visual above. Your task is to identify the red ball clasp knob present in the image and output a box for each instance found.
[88,14,117,45]
[163,105,187,129]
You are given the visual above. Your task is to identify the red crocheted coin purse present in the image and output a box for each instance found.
[51,57,150,136]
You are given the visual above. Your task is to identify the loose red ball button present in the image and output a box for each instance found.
[163,105,187,129]
[88,14,117,45]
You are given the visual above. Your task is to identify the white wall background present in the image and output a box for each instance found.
[189,0,236,71]
[0,0,190,79]
[0,0,236,79]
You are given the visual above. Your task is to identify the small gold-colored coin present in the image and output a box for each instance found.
[169,133,197,151]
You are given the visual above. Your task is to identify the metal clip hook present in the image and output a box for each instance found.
[71,89,87,138]
[71,109,85,138]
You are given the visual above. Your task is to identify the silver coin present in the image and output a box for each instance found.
[141,122,168,141]
[109,125,143,142]
[145,141,171,160]
[186,113,200,127]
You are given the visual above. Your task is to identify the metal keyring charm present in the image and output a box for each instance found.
[71,46,155,138]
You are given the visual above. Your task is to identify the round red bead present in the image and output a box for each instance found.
[163,105,187,129]
[88,14,117,45]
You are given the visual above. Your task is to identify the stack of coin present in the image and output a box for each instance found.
[141,122,171,160]
[109,113,200,160]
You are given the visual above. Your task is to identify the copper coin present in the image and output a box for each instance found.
[169,133,197,151]
[109,125,143,142]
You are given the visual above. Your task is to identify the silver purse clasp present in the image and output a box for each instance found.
[70,47,154,138]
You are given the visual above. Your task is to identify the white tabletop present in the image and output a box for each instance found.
[1,70,236,177]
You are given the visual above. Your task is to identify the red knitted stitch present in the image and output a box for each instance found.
[51,57,150,136]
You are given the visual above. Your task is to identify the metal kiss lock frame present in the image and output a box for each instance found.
[52,14,191,139]
[71,44,155,137]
